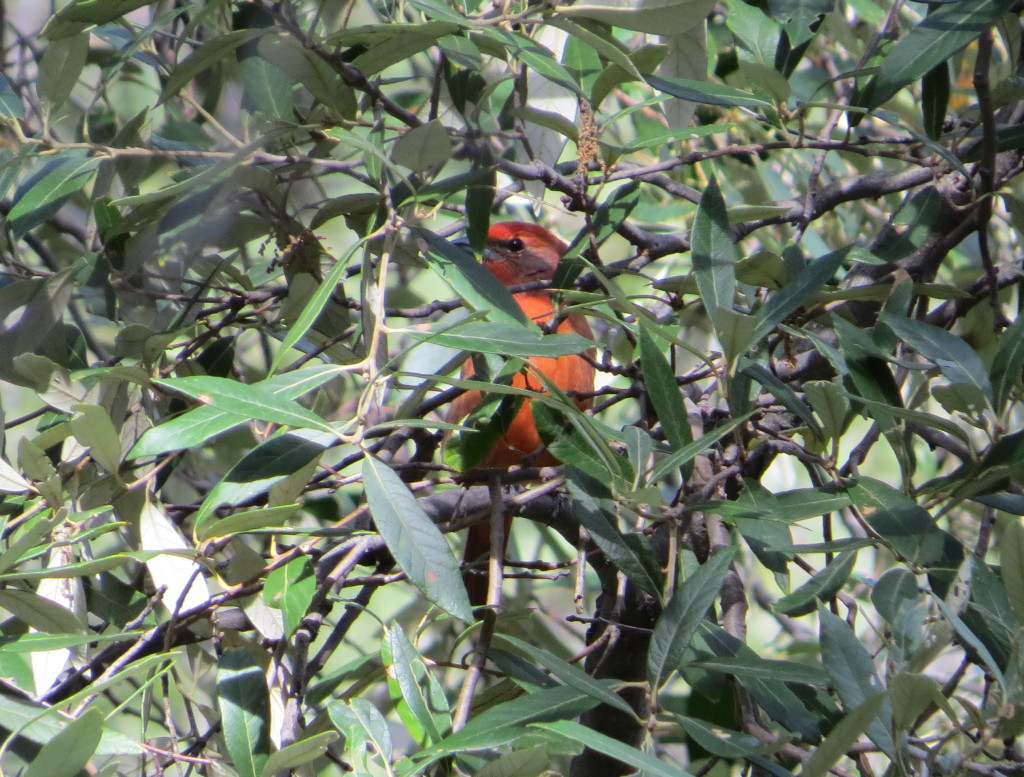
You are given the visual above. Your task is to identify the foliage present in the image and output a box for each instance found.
[1,0,1024,774]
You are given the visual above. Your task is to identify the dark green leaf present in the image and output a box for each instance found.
[648,413,752,483]
[42,0,153,38]
[8,153,98,239]
[496,634,634,714]
[160,29,265,103]
[819,606,895,756]
[866,0,1017,110]
[849,477,964,570]
[880,311,992,408]
[741,362,823,439]
[648,547,736,689]
[801,692,887,777]
[638,327,693,454]
[872,568,923,624]
[566,466,664,597]
[774,550,857,616]
[422,685,601,756]
[645,74,771,107]
[750,247,847,345]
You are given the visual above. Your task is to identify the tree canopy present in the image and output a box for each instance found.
[2,0,1024,775]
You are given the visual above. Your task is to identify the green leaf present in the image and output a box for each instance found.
[921,62,951,140]
[330,698,394,765]
[414,228,531,328]
[362,456,473,622]
[871,568,923,624]
[392,120,454,172]
[556,0,714,35]
[8,153,99,239]
[566,467,664,598]
[645,74,771,107]
[547,18,643,81]
[422,685,602,757]
[800,692,887,777]
[687,655,829,685]
[750,247,846,345]
[23,707,103,777]
[768,0,832,46]
[648,547,736,689]
[256,33,355,118]
[880,311,992,408]
[131,365,341,458]
[1001,519,1024,623]
[42,0,154,38]
[37,32,88,113]
[933,590,1008,694]
[196,504,300,542]
[483,28,583,96]
[496,634,634,715]
[638,327,693,455]
[847,477,963,569]
[866,0,1018,110]
[773,549,857,616]
[383,626,448,744]
[154,376,333,433]
[0,590,87,634]
[70,403,122,474]
[217,649,271,777]
[412,321,596,358]
[160,29,265,103]
[819,606,895,757]
[674,715,765,758]
[741,362,823,440]
[259,732,339,777]
[991,315,1024,412]
[350,23,461,75]
[691,176,736,340]
[648,412,752,483]
[533,719,693,777]
[0,74,24,120]
[264,556,315,637]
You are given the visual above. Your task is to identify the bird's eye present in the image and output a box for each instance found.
[507,237,525,252]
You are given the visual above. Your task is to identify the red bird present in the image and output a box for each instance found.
[446,222,595,606]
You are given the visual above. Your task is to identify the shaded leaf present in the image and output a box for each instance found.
[638,326,692,453]
[648,547,736,689]
[774,550,857,616]
[566,466,664,598]
[819,606,895,757]
[532,720,688,777]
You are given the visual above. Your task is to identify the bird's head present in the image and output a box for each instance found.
[481,221,567,286]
